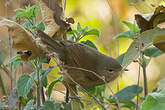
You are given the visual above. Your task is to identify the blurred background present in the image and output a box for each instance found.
[0,0,165,107]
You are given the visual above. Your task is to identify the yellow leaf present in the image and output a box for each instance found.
[153,32,165,52]
[130,0,163,14]
[47,57,62,82]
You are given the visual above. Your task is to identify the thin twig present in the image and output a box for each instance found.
[41,87,45,104]
[142,62,148,97]
[106,0,120,93]
[5,1,13,92]
[136,64,141,110]
[53,56,107,110]
[64,0,66,12]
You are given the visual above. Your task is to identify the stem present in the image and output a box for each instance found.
[136,64,141,110]
[41,87,45,104]
[18,98,22,110]
[33,58,41,107]
[5,1,13,92]
[36,60,41,107]
[142,66,148,97]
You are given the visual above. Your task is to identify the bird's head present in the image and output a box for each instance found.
[96,54,122,82]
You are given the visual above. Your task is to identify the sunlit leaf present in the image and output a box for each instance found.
[122,21,140,33]
[117,53,125,65]
[85,28,100,37]
[32,4,40,17]
[15,8,25,12]
[153,32,165,52]
[47,76,63,98]
[122,28,165,67]
[8,54,22,64]
[129,0,163,14]
[113,31,135,40]
[140,89,165,110]
[77,22,82,32]
[158,78,165,91]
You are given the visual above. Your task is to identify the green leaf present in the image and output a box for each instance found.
[8,54,22,64]
[110,85,143,102]
[14,12,28,19]
[117,53,125,65]
[140,89,165,110]
[15,8,25,12]
[23,100,34,110]
[8,54,22,70]
[38,100,55,110]
[40,68,52,76]
[37,21,45,31]
[41,76,48,88]
[85,28,100,37]
[144,47,164,58]
[0,51,5,65]
[122,28,165,67]
[48,76,63,98]
[77,22,82,32]
[122,21,140,33]
[22,21,31,30]
[40,57,50,63]
[32,4,40,17]
[82,26,89,33]
[113,31,135,40]
[17,74,34,96]
[81,40,98,50]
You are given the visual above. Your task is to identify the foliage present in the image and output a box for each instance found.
[68,22,99,50]
[47,76,62,99]
[108,85,143,109]
[113,21,140,40]
[140,89,165,110]
[17,74,35,97]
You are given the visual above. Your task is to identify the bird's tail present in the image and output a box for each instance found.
[36,29,64,55]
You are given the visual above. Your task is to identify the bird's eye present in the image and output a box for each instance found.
[108,69,113,72]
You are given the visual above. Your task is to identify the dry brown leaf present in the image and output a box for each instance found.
[37,0,60,37]
[0,19,43,60]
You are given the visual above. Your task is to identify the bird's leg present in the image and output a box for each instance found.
[63,81,81,110]
[65,87,69,103]
[68,84,81,110]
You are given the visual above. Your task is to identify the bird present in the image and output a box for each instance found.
[36,29,122,88]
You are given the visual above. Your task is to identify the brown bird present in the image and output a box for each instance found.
[36,29,122,88]
[36,29,122,109]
